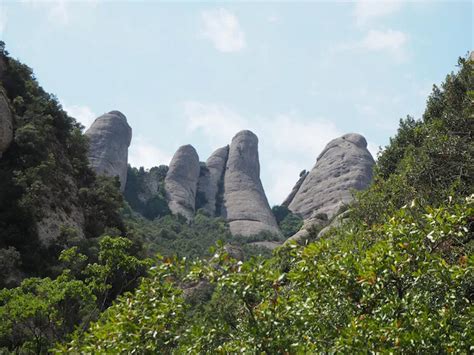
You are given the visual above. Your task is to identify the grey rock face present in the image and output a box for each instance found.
[85,111,132,191]
[196,146,229,216]
[288,133,375,220]
[222,130,280,236]
[164,145,200,220]
[0,90,13,158]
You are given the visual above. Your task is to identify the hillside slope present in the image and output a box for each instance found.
[57,56,473,353]
[0,43,126,285]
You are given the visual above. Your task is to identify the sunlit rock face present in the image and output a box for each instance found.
[164,144,200,221]
[287,133,375,220]
[221,130,280,237]
[85,111,132,191]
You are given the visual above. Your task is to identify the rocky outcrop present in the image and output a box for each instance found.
[164,145,200,220]
[163,132,278,236]
[282,170,308,207]
[222,130,280,236]
[224,244,244,261]
[317,210,351,239]
[0,90,13,158]
[285,213,328,245]
[288,133,375,221]
[196,146,229,216]
[85,111,132,191]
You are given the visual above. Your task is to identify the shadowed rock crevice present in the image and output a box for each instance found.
[196,145,229,216]
[214,146,229,217]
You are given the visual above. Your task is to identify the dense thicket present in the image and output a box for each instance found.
[124,207,278,260]
[271,205,304,237]
[353,56,473,225]
[123,165,170,220]
[0,236,150,353]
[58,197,473,353]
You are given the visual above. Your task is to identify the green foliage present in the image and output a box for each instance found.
[59,196,473,353]
[125,210,232,259]
[123,165,171,220]
[79,176,125,239]
[271,205,290,224]
[353,57,473,226]
[83,236,151,307]
[55,259,187,354]
[272,205,304,237]
[0,273,95,354]
[279,212,304,238]
[0,236,150,353]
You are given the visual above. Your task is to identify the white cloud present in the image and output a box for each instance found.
[63,104,96,129]
[184,101,246,146]
[361,29,408,53]
[354,0,403,25]
[183,101,342,205]
[200,8,246,53]
[22,0,98,26]
[356,103,378,117]
[128,136,173,169]
[337,29,409,60]
[49,0,69,25]
[267,14,281,24]
[266,114,341,156]
[266,159,304,205]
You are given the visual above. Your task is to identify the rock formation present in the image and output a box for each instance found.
[164,145,200,220]
[196,145,229,216]
[85,111,132,191]
[0,89,13,158]
[222,130,280,236]
[287,133,375,220]
[165,132,279,237]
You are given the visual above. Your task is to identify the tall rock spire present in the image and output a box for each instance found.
[85,110,132,191]
[222,130,280,237]
[164,144,200,221]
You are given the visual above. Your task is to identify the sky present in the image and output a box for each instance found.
[0,0,472,205]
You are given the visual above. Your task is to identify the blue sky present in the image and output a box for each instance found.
[0,0,472,205]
